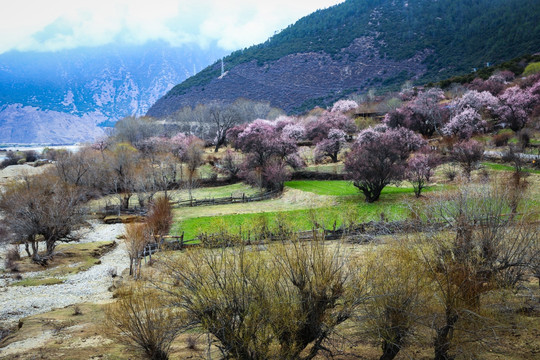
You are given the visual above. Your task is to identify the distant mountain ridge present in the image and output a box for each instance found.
[148,0,540,117]
[0,41,226,144]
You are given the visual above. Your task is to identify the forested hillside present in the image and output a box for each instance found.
[148,0,540,116]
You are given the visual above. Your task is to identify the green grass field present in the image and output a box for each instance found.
[172,201,410,242]
[482,162,540,174]
[284,180,431,196]
[170,180,441,241]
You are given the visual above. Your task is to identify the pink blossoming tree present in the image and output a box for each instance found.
[345,127,425,202]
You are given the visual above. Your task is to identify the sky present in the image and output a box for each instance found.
[0,0,344,54]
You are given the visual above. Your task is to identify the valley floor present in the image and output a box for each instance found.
[0,222,126,329]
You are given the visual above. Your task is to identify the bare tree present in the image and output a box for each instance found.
[215,149,242,181]
[54,146,106,191]
[413,183,539,360]
[133,159,158,210]
[208,102,240,152]
[108,143,140,211]
[451,140,484,180]
[114,116,162,146]
[0,172,85,264]
[180,137,204,204]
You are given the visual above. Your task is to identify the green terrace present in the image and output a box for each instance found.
[170,180,445,242]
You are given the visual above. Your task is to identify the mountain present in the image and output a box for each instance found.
[148,0,540,117]
[0,41,226,144]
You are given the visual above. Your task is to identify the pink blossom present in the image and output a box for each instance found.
[345,126,425,202]
[305,111,356,142]
[443,108,487,139]
[281,124,305,141]
[331,99,358,113]
[235,118,303,190]
[406,151,440,197]
[451,90,499,115]
[497,86,539,131]
[314,128,347,163]
[385,88,448,136]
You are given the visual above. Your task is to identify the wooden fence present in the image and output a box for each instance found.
[137,214,537,261]
[171,190,280,208]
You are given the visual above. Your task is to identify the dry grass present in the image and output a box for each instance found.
[87,182,259,211]
[172,187,336,224]
[8,241,116,281]
[2,249,538,360]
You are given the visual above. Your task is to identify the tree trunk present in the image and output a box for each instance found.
[380,339,401,360]
[24,237,32,258]
[30,239,44,264]
[363,188,382,203]
[434,310,458,360]
[46,239,56,256]
[129,257,134,276]
[121,194,131,211]
[214,137,225,153]
[414,184,422,198]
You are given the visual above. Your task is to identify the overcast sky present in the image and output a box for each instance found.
[0,0,344,54]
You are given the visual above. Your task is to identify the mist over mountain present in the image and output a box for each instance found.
[148,0,540,117]
[0,41,226,144]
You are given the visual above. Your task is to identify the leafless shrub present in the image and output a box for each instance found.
[215,149,242,180]
[159,235,364,360]
[105,283,185,360]
[185,335,198,350]
[146,196,172,238]
[107,267,118,278]
[443,163,459,182]
[4,246,21,271]
[492,133,511,147]
[44,319,72,335]
[518,129,531,148]
[72,305,83,316]
[124,223,150,278]
[360,243,429,360]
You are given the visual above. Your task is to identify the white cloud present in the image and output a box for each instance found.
[0,0,344,53]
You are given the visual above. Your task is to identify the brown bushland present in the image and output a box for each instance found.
[105,283,185,360]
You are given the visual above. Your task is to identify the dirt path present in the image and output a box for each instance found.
[0,223,127,327]
[173,188,338,221]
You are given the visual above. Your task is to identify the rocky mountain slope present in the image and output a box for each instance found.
[148,0,540,117]
[0,41,226,144]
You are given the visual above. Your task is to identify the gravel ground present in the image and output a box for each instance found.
[0,222,126,326]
